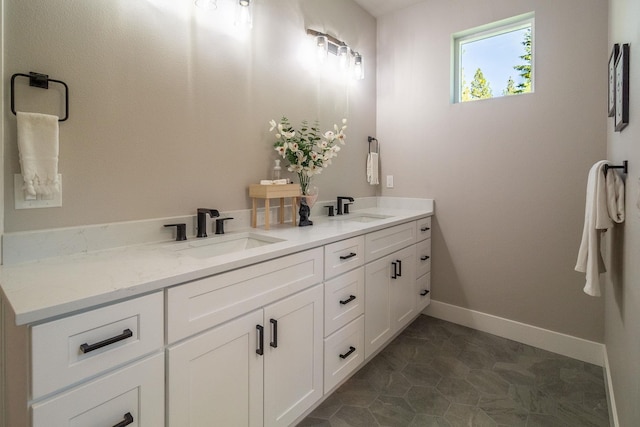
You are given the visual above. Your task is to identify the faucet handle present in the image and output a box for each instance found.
[343,203,352,214]
[324,205,335,217]
[215,217,234,235]
[164,223,187,241]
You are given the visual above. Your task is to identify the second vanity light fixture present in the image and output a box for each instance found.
[195,0,253,29]
[306,29,364,80]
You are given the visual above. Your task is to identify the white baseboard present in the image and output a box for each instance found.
[603,347,620,427]
[423,300,605,366]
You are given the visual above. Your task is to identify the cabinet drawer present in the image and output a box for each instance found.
[167,247,323,343]
[324,236,365,280]
[416,217,432,242]
[324,267,365,336]
[31,292,164,399]
[324,316,364,393]
[365,221,416,263]
[416,238,431,278]
[416,272,431,312]
[32,353,164,427]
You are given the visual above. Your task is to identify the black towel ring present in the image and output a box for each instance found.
[10,72,69,122]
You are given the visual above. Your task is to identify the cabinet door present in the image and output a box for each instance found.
[32,353,164,427]
[391,245,417,332]
[263,285,323,427]
[364,255,393,358]
[167,310,263,427]
[365,245,417,359]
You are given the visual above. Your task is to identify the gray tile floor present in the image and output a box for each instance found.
[298,315,610,427]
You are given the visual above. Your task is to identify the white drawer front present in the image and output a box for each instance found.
[416,217,432,242]
[365,221,416,263]
[31,292,164,399]
[167,247,323,343]
[416,238,431,278]
[324,267,365,336]
[32,353,164,427]
[324,316,364,393]
[324,236,365,280]
[416,272,431,312]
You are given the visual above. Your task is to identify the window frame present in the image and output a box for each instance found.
[452,12,535,104]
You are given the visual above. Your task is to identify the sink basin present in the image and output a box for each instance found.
[329,213,393,223]
[165,232,285,259]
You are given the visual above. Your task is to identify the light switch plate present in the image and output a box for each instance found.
[386,175,394,188]
[14,174,62,209]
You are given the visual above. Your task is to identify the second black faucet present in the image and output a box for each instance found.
[336,196,355,215]
[196,208,220,238]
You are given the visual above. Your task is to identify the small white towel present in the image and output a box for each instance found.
[575,161,625,296]
[367,152,379,185]
[17,112,60,198]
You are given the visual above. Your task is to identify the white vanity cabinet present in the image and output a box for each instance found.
[2,292,165,427]
[166,249,324,427]
[416,217,432,312]
[323,237,366,393]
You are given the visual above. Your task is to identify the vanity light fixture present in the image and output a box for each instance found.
[306,29,364,80]
[235,0,253,29]
[195,0,218,10]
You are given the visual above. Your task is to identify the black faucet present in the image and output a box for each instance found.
[196,208,220,238]
[336,196,355,215]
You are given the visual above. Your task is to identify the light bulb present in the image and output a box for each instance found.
[353,53,364,80]
[337,45,350,71]
[235,0,253,29]
[315,35,329,63]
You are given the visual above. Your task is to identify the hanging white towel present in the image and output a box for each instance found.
[367,152,379,185]
[17,112,60,198]
[575,161,625,297]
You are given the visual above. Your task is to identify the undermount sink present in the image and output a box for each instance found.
[329,213,393,223]
[165,232,285,259]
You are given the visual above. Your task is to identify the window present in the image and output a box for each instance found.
[453,13,534,103]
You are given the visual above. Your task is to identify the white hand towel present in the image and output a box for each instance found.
[575,161,625,296]
[367,152,379,185]
[606,168,625,223]
[17,112,60,198]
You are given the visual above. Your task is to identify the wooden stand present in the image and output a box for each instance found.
[249,184,302,229]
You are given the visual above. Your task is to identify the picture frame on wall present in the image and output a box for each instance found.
[608,44,619,117]
[615,43,630,132]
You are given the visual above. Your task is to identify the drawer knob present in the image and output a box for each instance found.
[80,329,133,354]
[339,295,356,305]
[339,346,356,359]
[421,255,430,261]
[339,252,357,260]
[112,412,134,427]
[421,227,430,232]
[420,290,430,296]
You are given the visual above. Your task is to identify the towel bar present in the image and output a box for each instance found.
[368,136,378,153]
[10,72,69,122]
[604,160,628,175]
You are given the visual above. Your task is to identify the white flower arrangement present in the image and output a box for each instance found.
[269,116,347,195]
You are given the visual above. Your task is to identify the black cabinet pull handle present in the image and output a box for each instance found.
[80,329,133,354]
[397,260,402,277]
[339,295,356,305]
[391,262,397,279]
[270,319,278,348]
[256,325,264,355]
[112,412,134,427]
[421,255,430,261]
[420,290,430,296]
[421,227,430,232]
[339,346,356,359]
[340,252,357,260]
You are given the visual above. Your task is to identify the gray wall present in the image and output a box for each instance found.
[607,0,640,425]
[3,0,377,232]
[376,0,608,342]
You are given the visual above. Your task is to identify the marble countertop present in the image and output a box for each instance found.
[0,202,433,326]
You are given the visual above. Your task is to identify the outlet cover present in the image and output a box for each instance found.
[386,175,394,188]
[14,174,62,209]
